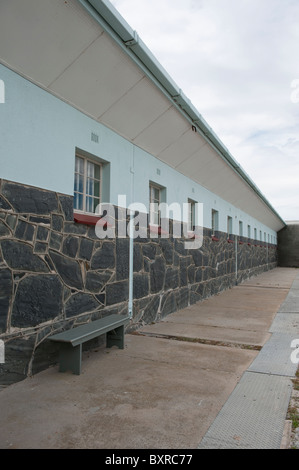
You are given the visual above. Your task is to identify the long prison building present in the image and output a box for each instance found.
[0,0,285,385]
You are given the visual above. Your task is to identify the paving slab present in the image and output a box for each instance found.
[140,321,270,347]
[242,268,299,289]
[202,285,290,312]
[140,278,290,347]
[163,305,281,330]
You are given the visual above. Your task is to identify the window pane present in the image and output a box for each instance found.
[227,216,232,235]
[94,198,101,214]
[85,196,100,214]
[74,173,84,193]
[188,201,195,231]
[86,196,93,213]
[149,185,161,225]
[94,164,101,180]
[212,210,218,232]
[149,185,160,204]
[87,161,94,178]
[93,197,100,213]
[76,156,84,174]
[94,180,100,198]
[74,192,83,211]
[86,178,94,196]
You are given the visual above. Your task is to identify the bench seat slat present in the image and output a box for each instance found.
[50,314,129,347]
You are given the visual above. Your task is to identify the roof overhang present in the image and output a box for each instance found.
[0,0,286,231]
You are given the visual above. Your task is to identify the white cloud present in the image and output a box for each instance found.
[110,0,299,222]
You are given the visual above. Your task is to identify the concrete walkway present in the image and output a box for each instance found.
[0,267,298,449]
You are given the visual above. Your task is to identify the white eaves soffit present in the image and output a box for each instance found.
[0,0,285,231]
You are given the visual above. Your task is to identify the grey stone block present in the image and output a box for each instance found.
[12,274,63,327]
[49,250,83,289]
[1,240,49,272]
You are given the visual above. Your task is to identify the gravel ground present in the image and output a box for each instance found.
[287,371,299,449]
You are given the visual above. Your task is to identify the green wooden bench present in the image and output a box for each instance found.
[49,314,130,375]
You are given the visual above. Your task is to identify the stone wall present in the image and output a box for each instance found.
[278,223,299,267]
[0,179,277,386]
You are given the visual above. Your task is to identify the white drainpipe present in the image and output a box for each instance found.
[235,235,238,285]
[128,209,134,319]
[128,149,135,319]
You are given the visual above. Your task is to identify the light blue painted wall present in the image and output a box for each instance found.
[0,65,277,243]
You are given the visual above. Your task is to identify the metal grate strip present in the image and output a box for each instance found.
[198,372,293,449]
[269,313,299,335]
[248,333,298,377]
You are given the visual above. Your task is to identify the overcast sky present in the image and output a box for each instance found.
[110,0,299,222]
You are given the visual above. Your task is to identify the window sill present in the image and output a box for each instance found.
[74,213,108,227]
[186,231,202,240]
[227,238,234,244]
[149,224,169,236]
[211,235,219,242]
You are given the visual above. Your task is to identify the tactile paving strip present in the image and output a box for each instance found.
[198,372,293,449]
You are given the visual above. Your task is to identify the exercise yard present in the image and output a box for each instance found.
[0,267,298,449]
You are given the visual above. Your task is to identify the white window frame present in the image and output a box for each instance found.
[74,154,102,215]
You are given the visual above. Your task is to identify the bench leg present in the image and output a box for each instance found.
[107,325,125,349]
[58,343,82,375]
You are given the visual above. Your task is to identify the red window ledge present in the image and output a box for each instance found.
[187,231,202,240]
[149,225,169,236]
[212,235,219,242]
[74,213,110,227]
[227,238,234,244]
